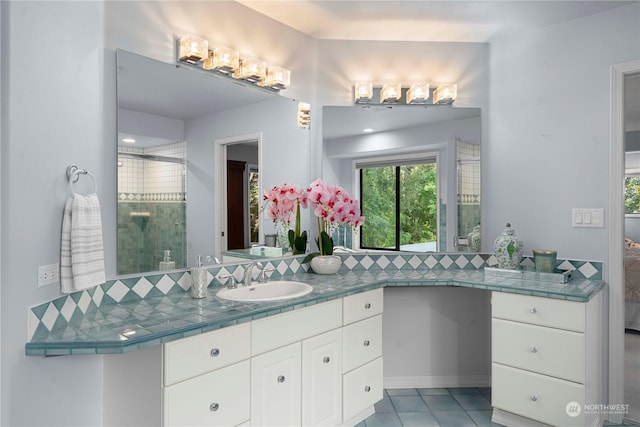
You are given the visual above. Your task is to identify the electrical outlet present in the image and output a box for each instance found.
[37,263,59,287]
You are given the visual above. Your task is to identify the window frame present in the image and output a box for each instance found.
[353,151,440,252]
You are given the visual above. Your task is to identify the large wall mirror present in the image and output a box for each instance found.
[323,105,481,253]
[116,50,311,275]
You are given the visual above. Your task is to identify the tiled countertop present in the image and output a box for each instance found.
[25,267,603,356]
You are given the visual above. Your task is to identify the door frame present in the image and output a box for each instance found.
[214,132,263,257]
[609,59,640,423]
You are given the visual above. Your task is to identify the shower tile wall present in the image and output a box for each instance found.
[118,142,186,274]
[457,140,481,238]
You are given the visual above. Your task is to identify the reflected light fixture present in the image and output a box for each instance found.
[407,83,430,104]
[363,128,374,133]
[122,137,136,144]
[433,84,457,105]
[203,46,239,74]
[380,83,402,104]
[233,57,267,83]
[354,82,373,103]
[178,35,208,63]
[263,65,291,90]
[297,102,311,129]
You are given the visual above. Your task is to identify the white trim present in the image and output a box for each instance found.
[609,59,640,424]
[384,375,490,389]
[214,132,263,258]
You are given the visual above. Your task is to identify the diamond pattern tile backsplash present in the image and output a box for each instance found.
[28,253,603,341]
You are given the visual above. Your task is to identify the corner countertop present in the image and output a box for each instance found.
[26,268,603,356]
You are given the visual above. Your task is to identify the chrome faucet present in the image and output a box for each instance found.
[243,262,258,286]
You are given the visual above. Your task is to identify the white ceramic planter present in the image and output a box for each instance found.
[310,255,341,275]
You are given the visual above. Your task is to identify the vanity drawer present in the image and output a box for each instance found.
[343,315,383,373]
[492,363,584,427]
[164,322,251,386]
[343,357,384,421]
[343,288,383,325]
[492,292,585,332]
[164,359,250,427]
[252,299,342,355]
[492,318,585,383]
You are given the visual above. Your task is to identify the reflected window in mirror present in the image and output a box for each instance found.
[322,105,481,253]
[357,155,438,252]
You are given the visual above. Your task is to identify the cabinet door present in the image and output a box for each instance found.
[302,329,343,426]
[164,360,250,427]
[251,342,302,427]
[343,357,384,421]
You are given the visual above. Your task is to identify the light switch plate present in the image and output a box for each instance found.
[572,208,604,228]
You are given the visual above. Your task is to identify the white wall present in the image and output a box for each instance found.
[1,2,106,426]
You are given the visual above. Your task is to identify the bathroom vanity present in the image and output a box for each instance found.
[26,253,604,427]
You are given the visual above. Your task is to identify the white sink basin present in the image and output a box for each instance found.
[216,281,313,302]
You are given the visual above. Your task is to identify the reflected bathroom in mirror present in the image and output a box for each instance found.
[323,105,480,253]
[116,50,311,275]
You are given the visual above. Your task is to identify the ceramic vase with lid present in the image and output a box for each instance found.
[467,225,481,252]
[493,223,524,269]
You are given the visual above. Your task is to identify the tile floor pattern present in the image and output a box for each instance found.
[357,388,639,427]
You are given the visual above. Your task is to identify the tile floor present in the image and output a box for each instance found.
[356,387,639,427]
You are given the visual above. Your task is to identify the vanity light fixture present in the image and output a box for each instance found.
[203,46,239,74]
[354,82,373,104]
[380,83,402,104]
[177,36,290,91]
[297,102,311,129]
[263,65,291,90]
[363,128,374,133]
[178,35,208,64]
[233,57,267,83]
[433,84,457,105]
[406,83,430,104]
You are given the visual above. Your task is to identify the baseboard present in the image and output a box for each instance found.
[384,375,491,389]
[338,406,375,427]
[492,408,552,427]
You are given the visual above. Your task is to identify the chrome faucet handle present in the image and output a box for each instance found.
[218,274,237,289]
[256,263,275,283]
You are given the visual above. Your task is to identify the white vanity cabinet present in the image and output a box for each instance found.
[103,289,384,427]
[163,322,252,427]
[341,288,384,421]
[491,291,604,427]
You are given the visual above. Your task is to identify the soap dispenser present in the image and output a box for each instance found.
[159,250,176,270]
[190,255,214,299]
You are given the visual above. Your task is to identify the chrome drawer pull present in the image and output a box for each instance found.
[364,386,371,392]
[530,307,538,314]
[210,403,219,411]
[323,357,331,364]
[530,395,538,402]
[529,347,538,353]
[363,340,370,347]
[210,348,220,357]
[364,303,371,309]
[277,375,286,383]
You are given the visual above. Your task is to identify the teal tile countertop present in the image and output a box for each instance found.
[26,267,603,356]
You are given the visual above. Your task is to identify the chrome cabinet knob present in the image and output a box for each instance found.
[364,303,371,309]
[530,307,538,314]
[210,403,219,411]
[210,348,220,357]
[529,347,538,353]
[530,395,538,402]
[277,375,286,383]
[364,340,370,347]
[364,386,371,392]
[323,357,331,364]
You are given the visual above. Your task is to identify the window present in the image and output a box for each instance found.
[358,155,438,251]
[625,151,640,215]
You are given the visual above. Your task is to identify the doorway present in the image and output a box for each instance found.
[214,134,262,256]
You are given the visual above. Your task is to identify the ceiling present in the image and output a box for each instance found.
[236,0,634,43]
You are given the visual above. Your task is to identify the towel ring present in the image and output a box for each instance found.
[66,165,97,194]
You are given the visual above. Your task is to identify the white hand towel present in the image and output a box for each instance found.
[60,193,106,294]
